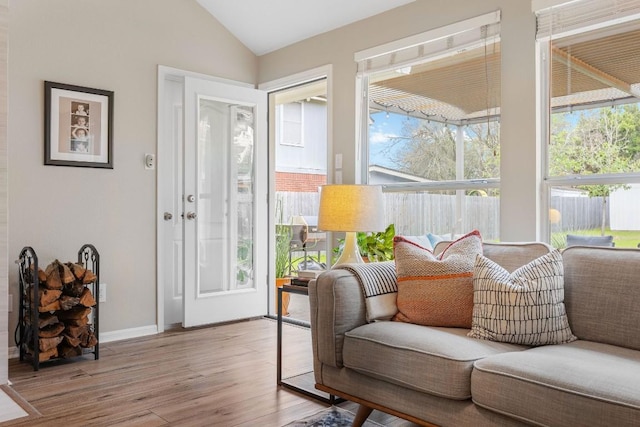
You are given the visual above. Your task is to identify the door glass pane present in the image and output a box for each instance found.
[197,97,255,295]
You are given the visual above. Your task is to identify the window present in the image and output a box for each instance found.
[536,0,640,249]
[357,12,501,240]
[278,102,304,147]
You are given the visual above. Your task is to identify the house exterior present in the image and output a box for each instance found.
[275,99,327,192]
[2,0,547,385]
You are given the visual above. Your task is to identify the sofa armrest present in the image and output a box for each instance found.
[309,269,367,368]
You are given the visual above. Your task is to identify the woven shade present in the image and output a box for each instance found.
[368,23,640,122]
[318,185,385,232]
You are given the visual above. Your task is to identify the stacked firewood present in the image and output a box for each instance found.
[28,260,98,362]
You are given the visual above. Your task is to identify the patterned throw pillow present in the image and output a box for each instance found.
[469,250,577,346]
[393,230,483,328]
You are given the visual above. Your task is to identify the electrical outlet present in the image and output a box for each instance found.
[8,294,12,312]
[99,284,106,303]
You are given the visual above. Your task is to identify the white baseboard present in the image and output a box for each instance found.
[7,324,159,358]
[99,325,158,343]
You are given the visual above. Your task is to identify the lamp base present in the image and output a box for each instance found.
[332,232,364,267]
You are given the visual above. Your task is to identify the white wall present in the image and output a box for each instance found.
[6,0,257,351]
[258,0,539,242]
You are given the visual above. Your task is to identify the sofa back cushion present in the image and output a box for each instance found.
[562,246,640,351]
[434,241,553,273]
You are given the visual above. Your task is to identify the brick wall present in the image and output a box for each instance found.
[276,172,326,192]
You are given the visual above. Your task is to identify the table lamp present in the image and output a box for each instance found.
[318,184,386,267]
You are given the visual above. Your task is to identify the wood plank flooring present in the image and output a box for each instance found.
[3,318,418,426]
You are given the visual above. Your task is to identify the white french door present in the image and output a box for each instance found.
[159,70,267,329]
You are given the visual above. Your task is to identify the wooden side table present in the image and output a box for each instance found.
[276,283,340,404]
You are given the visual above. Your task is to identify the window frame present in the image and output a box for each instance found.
[536,4,640,242]
[355,12,502,239]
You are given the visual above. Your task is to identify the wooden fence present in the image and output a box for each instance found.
[276,192,606,241]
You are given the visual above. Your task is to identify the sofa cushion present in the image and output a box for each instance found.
[469,250,577,346]
[342,321,526,400]
[472,340,640,426]
[566,234,614,247]
[562,246,640,351]
[393,230,483,328]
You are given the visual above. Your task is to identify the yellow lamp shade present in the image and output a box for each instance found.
[318,185,386,233]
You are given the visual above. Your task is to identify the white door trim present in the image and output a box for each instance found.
[258,65,334,300]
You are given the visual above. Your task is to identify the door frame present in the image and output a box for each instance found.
[156,66,255,333]
[258,65,334,314]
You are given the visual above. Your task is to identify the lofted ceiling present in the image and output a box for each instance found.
[196,0,415,56]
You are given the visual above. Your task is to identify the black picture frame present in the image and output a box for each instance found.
[44,81,114,168]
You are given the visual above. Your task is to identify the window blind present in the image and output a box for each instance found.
[355,11,500,75]
[535,0,640,40]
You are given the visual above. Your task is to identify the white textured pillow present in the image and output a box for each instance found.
[469,250,577,346]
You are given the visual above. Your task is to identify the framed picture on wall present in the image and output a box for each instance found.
[44,81,114,168]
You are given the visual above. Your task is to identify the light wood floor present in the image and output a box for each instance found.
[3,318,418,426]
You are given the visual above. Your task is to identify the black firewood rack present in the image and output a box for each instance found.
[17,244,100,370]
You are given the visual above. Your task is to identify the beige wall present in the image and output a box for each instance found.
[258,0,539,242]
[6,0,257,350]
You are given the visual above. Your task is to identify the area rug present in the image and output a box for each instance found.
[284,406,383,427]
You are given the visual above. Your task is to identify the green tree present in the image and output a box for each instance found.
[550,106,640,235]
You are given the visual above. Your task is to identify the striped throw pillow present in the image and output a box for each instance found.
[393,230,483,328]
[469,250,577,345]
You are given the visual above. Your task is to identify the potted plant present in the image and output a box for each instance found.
[333,223,396,263]
[275,202,292,315]
[358,223,395,262]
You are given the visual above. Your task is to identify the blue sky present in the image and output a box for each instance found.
[369,111,416,168]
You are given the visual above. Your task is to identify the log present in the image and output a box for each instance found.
[56,306,91,320]
[38,300,61,313]
[44,262,63,290]
[82,270,97,284]
[63,281,85,298]
[65,317,89,327]
[78,287,96,307]
[65,325,88,339]
[59,295,80,311]
[31,288,62,307]
[37,313,59,329]
[39,336,63,352]
[39,322,65,338]
[67,263,87,281]
[60,261,75,284]
[59,344,83,359]
[63,334,81,347]
[38,347,58,362]
[82,331,98,348]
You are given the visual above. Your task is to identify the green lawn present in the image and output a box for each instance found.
[552,228,640,249]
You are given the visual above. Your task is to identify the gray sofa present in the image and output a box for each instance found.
[309,243,640,426]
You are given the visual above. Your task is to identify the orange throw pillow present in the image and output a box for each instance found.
[392,230,482,328]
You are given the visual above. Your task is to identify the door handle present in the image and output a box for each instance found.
[186,212,197,220]
[164,212,173,221]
